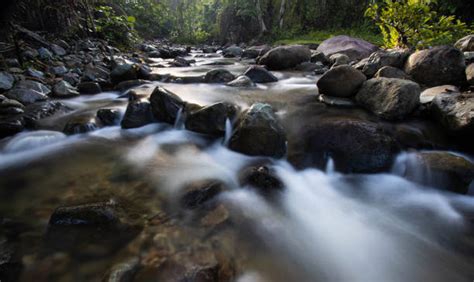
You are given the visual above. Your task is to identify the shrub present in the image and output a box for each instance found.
[94,5,138,47]
[366,0,472,49]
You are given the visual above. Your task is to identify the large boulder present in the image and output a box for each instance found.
[110,64,139,85]
[317,65,366,98]
[419,85,459,104]
[317,35,379,61]
[204,69,235,83]
[467,63,474,85]
[5,88,48,105]
[355,78,421,120]
[404,46,466,87]
[0,117,24,138]
[121,101,154,129]
[257,45,311,70]
[0,72,15,91]
[362,49,410,77]
[455,35,474,52]
[222,46,243,58]
[185,102,237,136]
[243,66,278,83]
[149,86,185,124]
[431,92,474,134]
[229,103,286,158]
[14,80,51,96]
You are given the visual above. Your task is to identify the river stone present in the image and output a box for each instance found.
[83,64,110,82]
[0,95,24,115]
[317,65,366,98]
[25,68,45,79]
[229,103,286,158]
[404,46,466,87]
[52,81,79,98]
[311,51,329,65]
[355,78,420,120]
[400,151,474,194]
[14,80,51,96]
[374,66,410,80]
[223,46,243,58]
[149,86,185,124]
[329,53,350,67]
[455,35,474,52]
[467,63,474,85]
[103,258,140,282]
[317,35,379,61]
[5,88,48,105]
[63,115,97,135]
[97,108,121,126]
[50,44,67,56]
[295,62,321,72]
[110,64,139,85]
[288,118,398,173]
[318,94,356,107]
[420,85,459,104]
[239,166,284,195]
[22,101,71,128]
[38,47,53,60]
[0,236,22,282]
[243,66,278,83]
[115,79,149,92]
[52,66,68,76]
[257,45,311,70]
[185,102,237,136]
[46,201,142,257]
[78,81,102,94]
[226,75,255,87]
[121,101,154,129]
[242,45,270,59]
[180,180,226,209]
[0,117,24,138]
[362,50,409,77]
[431,92,474,134]
[0,72,15,91]
[204,69,235,83]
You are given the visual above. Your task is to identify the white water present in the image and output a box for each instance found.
[223,117,232,146]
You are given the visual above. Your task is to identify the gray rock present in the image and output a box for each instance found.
[229,103,286,158]
[5,88,48,105]
[311,51,329,65]
[374,66,411,80]
[78,81,102,94]
[317,65,366,98]
[295,62,321,72]
[50,44,67,56]
[243,66,278,83]
[466,63,474,85]
[455,34,474,52]
[355,78,421,120]
[14,80,51,96]
[431,92,474,133]
[242,46,270,59]
[52,66,68,76]
[110,64,139,85]
[329,53,350,67]
[185,102,237,136]
[204,69,235,83]
[52,81,79,98]
[258,45,311,70]
[362,49,410,77]
[317,35,379,61]
[223,46,243,57]
[420,85,459,104]
[149,86,185,124]
[0,72,15,91]
[404,46,466,87]
[25,68,45,79]
[97,109,121,126]
[121,101,154,129]
[63,115,97,134]
[226,75,254,87]
[38,47,53,60]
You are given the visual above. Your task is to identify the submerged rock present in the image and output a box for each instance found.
[63,115,97,135]
[97,108,121,126]
[185,102,237,136]
[180,180,225,210]
[121,101,154,129]
[149,86,185,124]
[243,66,278,83]
[239,166,284,194]
[317,35,379,61]
[229,103,287,158]
[317,65,366,98]
[355,78,421,120]
[404,46,466,87]
[204,69,235,83]
[257,45,311,70]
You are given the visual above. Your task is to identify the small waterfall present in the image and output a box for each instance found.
[223,118,233,146]
[325,157,335,174]
[174,107,184,129]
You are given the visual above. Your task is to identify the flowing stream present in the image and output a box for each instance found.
[1,51,473,282]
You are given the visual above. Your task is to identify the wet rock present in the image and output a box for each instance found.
[243,66,278,83]
[22,101,71,127]
[103,258,140,282]
[171,56,190,67]
[185,102,237,136]
[362,49,410,77]
[311,51,329,65]
[295,62,321,72]
[288,118,398,173]
[374,66,411,80]
[0,95,24,115]
[317,65,366,98]
[399,151,474,194]
[14,80,51,96]
[121,101,154,129]
[226,75,255,87]
[329,53,350,67]
[467,63,474,86]
[46,201,142,257]
[50,44,67,56]
[110,64,139,85]
[78,81,102,94]
[38,47,53,60]
[51,66,68,76]
[0,237,23,282]
[25,68,45,79]
[5,88,48,105]
[52,80,79,98]
[115,79,149,92]
[318,94,356,107]
[420,85,459,104]
[63,115,97,134]
[404,46,466,87]
[200,204,229,227]
[180,180,225,210]
[240,166,284,194]
[317,35,379,61]
[204,69,235,83]
[258,45,311,70]
[83,64,110,82]
[223,45,243,58]
[431,92,474,134]
[97,108,121,126]
[229,103,286,158]
[455,35,474,52]
[149,86,185,124]
[0,117,24,138]
[355,78,421,120]
[0,72,15,91]
[242,46,269,59]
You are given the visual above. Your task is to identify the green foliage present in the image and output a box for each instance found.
[94,5,138,47]
[366,0,472,49]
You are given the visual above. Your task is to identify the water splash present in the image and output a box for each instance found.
[174,107,185,129]
[223,118,233,146]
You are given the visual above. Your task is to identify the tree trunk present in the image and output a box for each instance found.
[279,0,287,29]
[254,0,267,34]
